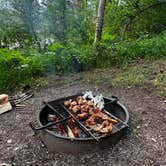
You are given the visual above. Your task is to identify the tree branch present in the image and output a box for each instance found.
[125,1,166,32]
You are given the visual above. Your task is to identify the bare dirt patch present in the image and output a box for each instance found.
[0,75,166,166]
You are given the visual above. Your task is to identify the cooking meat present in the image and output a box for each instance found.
[72,126,79,137]
[63,95,118,135]
[67,126,75,139]
[64,99,72,107]
[85,115,98,125]
[77,96,84,105]
[87,100,93,106]
[100,124,113,133]
[70,101,77,106]
[77,112,88,120]
[72,105,80,113]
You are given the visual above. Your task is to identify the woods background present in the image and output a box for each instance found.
[0,0,165,92]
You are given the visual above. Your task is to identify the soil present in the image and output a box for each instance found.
[0,75,166,166]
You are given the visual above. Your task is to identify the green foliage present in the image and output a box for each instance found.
[104,0,166,40]
[46,42,95,73]
[0,49,45,92]
[0,0,165,92]
[95,31,166,67]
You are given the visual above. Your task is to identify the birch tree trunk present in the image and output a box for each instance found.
[94,0,107,45]
[61,0,67,45]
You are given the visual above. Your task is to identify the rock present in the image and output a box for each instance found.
[7,139,12,144]
[0,163,11,166]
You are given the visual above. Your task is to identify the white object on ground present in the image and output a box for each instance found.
[7,139,12,144]
[0,163,11,166]
[0,94,8,104]
[0,102,12,115]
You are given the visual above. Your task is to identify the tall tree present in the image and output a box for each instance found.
[11,0,42,51]
[42,0,67,45]
[94,0,107,44]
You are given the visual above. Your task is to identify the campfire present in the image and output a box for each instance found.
[30,91,129,153]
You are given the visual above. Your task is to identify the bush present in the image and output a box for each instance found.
[96,31,166,67]
[0,49,45,92]
[0,31,165,92]
[46,42,95,73]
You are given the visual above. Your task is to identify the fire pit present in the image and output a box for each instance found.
[30,93,129,154]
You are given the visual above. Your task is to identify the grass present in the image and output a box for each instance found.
[110,67,146,87]
[80,60,166,97]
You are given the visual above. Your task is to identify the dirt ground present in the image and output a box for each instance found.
[0,75,166,166]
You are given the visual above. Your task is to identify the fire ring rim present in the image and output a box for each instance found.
[37,101,129,141]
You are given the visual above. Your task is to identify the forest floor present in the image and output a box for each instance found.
[0,60,166,166]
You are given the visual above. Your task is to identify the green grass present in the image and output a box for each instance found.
[81,60,166,97]
[110,67,146,87]
[96,31,166,67]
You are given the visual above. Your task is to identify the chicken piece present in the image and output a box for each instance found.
[77,99,83,105]
[90,109,103,118]
[71,101,77,106]
[89,108,95,115]
[93,124,103,131]
[72,126,79,137]
[64,99,72,107]
[91,121,113,133]
[80,103,90,113]
[68,119,79,137]
[85,115,98,125]
[77,96,83,100]
[87,100,94,106]
[69,106,72,110]
[84,123,99,130]
[102,120,110,126]
[67,126,75,139]
[101,114,118,124]
[100,124,113,133]
[81,104,93,113]
[77,96,84,105]
[102,114,113,121]
[57,123,65,133]
[68,118,75,127]
[109,118,118,124]
[77,112,88,120]
[92,120,110,131]
[71,105,80,113]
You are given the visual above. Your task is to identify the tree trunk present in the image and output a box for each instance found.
[61,0,67,45]
[94,0,107,45]
[29,21,42,52]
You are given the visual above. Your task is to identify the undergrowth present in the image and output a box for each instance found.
[0,31,166,92]
[83,60,166,97]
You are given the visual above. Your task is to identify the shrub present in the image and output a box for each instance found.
[0,49,45,92]
[96,31,166,67]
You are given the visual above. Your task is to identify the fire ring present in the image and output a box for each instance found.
[31,94,129,153]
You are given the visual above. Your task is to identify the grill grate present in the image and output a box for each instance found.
[60,103,99,141]
[59,102,126,141]
[31,95,129,141]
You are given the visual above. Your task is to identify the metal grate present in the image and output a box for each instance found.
[58,96,128,141]
[31,95,129,141]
